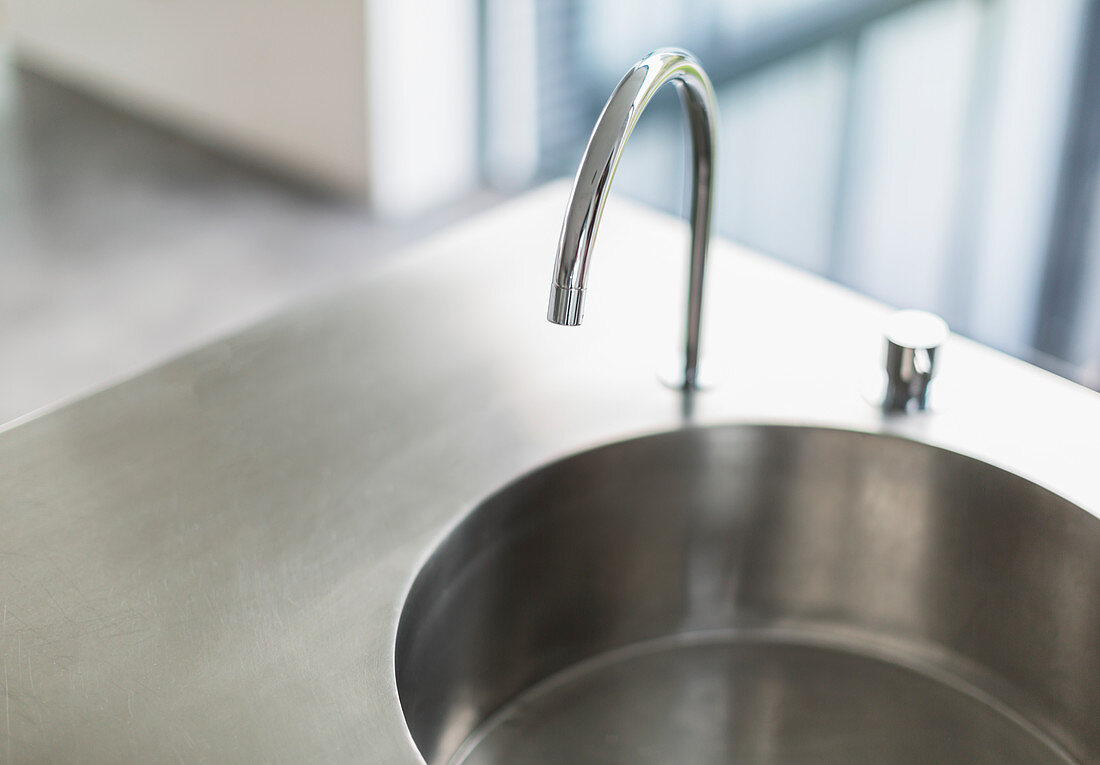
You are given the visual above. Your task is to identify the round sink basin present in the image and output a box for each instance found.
[396,425,1100,764]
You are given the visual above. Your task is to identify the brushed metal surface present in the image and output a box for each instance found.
[397,426,1099,764]
[1,183,1099,761]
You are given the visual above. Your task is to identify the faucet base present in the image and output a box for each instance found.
[657,361,709,392]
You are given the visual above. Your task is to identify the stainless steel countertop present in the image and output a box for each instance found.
[2,183,1098,762]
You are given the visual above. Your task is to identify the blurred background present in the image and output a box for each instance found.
[1,0,1098,424]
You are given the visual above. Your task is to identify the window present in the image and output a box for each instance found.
[482,0,1100,388]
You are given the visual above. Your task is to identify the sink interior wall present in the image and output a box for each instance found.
[395,426,1100,764]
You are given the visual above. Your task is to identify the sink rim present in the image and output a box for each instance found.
[397,419,1088,598]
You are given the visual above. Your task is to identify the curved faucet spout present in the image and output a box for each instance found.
[547,48,718,391]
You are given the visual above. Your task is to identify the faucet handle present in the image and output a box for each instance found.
[882,310,949,412]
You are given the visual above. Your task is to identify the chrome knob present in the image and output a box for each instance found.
[882,310,948,412]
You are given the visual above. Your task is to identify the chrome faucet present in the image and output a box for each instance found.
[547,48,719,391]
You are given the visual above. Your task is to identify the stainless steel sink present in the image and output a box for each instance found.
[397,425,1100,764]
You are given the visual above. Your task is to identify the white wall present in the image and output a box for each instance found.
[7,0,371,195]
[6,0,481,210]
[364,0,479,216]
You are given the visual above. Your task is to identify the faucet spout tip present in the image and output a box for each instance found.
[547,285,586,326]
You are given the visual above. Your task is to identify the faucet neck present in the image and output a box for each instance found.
[547,48,719,391]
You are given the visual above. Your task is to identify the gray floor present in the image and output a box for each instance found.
[0,54,503,426]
